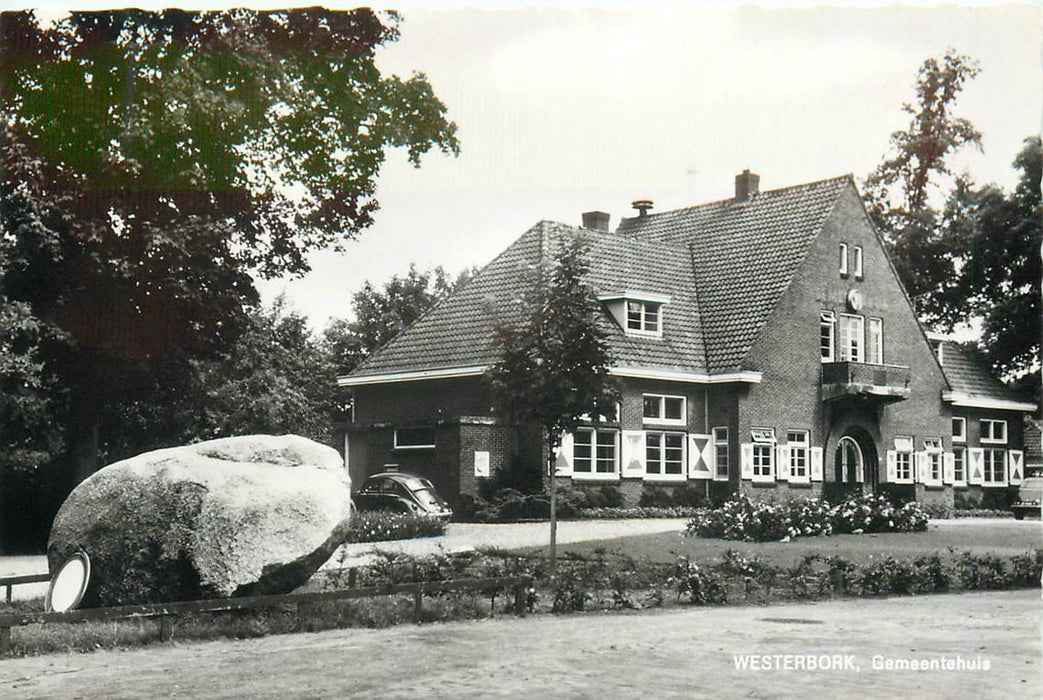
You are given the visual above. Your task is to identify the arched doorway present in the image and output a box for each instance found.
[833,429,879,494]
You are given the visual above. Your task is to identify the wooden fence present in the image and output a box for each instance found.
[0,573,534,655]
[2,573,50,604]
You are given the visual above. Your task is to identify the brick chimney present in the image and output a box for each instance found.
[735,169,760,201]
[582,211,611,232]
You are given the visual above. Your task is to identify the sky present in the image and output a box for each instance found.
[24,2,1043,330]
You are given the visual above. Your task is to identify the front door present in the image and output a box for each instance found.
[834,436,863,494]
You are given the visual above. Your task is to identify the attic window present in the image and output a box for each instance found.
[598,291,671,339]
[627,301,660,334]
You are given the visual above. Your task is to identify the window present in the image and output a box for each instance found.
[980,419,1007,444]
[394,427,436,449]
[646,431,685,478]
[643,394,685,425]
[820,311,836,362]
[894,436,913,481]
[952,417,966,443]
[838,314,864,363]
[853,245,864,279]
[752,428,775,479]
[839,243,849,276]
[868,317,883,364]
[787,430,809,479]
[924,438,942,482]
[573,428,618,476]
[953,446,966,483]
[627,301,661,335]
[983,448,1006,484]
[713,427,729,479]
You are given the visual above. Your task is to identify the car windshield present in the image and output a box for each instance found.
[412,488,447,509]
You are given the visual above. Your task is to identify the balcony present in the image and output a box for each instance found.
[821,362,911,404]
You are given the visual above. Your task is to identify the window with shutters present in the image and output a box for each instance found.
[982,448,1006,484]
[838,314,864,362]
[713,427,729,479]
[894,436,913,481]
[820,311,836,362]
[643,394,685,425]
[924,438,942,482]
[952,417,966,443]
[953,446,966,483]
[787,430,809,478]
[980,419,1007,444]
[645,431,685,479]
[751,428,775,479]
[573,428,618,476]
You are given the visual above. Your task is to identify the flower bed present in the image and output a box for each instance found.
[685,493,929,542]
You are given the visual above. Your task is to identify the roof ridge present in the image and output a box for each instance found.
[617,173,853,227]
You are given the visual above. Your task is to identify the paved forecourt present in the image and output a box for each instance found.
[1,589,1038,699]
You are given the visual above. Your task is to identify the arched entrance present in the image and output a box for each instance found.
[833,428,879,494]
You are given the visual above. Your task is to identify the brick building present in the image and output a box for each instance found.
[338,172,1035,510]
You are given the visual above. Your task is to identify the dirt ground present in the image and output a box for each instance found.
[1,589,1038,699]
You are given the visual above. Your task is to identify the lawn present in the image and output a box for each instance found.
[518,518,1042,566]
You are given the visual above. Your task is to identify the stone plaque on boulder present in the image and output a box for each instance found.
[47,434,352,607]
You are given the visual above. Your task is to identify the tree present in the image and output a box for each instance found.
[0,9,458,491]
[187,297,338,444]
[324,264,474,375]
[486,235,618,573]
[946,137,1041,394]
[863,50,981,326]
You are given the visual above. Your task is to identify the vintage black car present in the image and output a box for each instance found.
[353,472,453,520]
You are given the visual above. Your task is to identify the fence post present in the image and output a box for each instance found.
[2,625,11,655]
[158,615,173,642]
[5,583,11,604]
[412,563,423,624]
[348,568,357,589]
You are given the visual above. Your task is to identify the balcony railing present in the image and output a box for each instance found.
[821,361,911,403]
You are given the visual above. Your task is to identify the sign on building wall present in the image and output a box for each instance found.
[474,450,490,478]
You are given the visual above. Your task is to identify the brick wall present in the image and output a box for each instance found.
[740,185,951,503]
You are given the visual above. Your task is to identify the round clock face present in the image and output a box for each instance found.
[847,288,864,312]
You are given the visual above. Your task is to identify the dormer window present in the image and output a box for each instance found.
[599,291,671,339]
[627,301,660,334]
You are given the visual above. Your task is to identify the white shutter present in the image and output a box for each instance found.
[1008,450,1024,486]
[702,438,715,476]
[885,450,897,483]
[913,452,926,483]
[777,445,791,482]
[943,452,955,484]
[621,430,646,478]
[555,432,573,476]
[810,447,823,481]
[688,434,712,479]
[968,448,984,485]
[855,453,865,483]
[740,443,754,480]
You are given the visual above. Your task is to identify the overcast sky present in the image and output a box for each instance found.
[28,2,1043,329]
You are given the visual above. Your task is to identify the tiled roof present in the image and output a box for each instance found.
[348,175,852,379]
[938,340,1026,404]
[617,176,850,371]
[349,221,708,377]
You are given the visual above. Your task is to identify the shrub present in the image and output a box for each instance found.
[670,556,728,605]
[344,511,447,544]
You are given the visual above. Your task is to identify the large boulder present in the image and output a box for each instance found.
[47,434,352,607]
